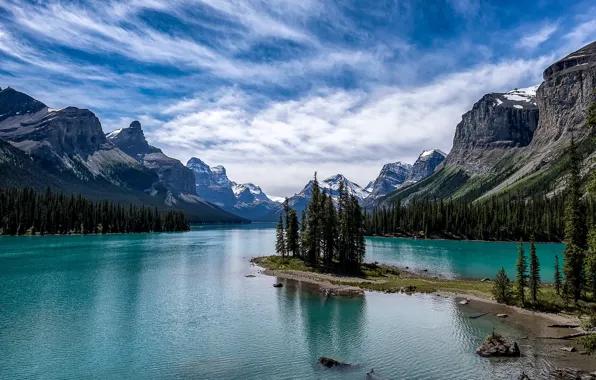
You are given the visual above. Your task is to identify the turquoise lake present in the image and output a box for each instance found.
[0,224,566,379]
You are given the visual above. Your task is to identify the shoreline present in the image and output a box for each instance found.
[252,255,596,373]
[366,233,565,245]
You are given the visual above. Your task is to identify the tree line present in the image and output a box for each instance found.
[276,173,366,272]
[0,187,190,235]
[364,193,585,242]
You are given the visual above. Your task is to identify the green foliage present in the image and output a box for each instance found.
[366,193,568,242]
[275,214,287,257]
[554,254,562,295]
[283,198,300,257]
[579,334,596,355]
[492,267,513,304]
[0,187,189,235]
[529,236,540,302]
[516,239,528,305]
[587,229,596,300]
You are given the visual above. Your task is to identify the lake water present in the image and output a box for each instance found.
[0,224,566,379]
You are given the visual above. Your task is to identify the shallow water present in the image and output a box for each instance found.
[0,224,564,379]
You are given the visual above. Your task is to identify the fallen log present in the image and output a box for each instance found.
[469,312,490,319]
[543,330,596,340]
[547,324,580,329]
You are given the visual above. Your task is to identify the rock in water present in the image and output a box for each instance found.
[497,313,508,318]
[476,333,520,357]
[318,357,359,369]
[273,283,283,288]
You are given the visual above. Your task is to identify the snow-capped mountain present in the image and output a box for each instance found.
[493,85,539,109]
[404,149,446,185]
[365,162,412,201]
[186,157,280,220]
[269,174,367,220]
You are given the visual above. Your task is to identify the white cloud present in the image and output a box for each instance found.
[516,24,558,49]
[564,20,596,52]
[149,55,552,196]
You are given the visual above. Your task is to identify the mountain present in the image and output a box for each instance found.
[107,121,196,195]
[364,162,412,202]
[271,174,367,219]
[0,87,245,223]
[186,157,279,220]
[405,149,447,185]
[377,41,596,207]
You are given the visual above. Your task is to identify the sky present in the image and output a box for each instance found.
[0,1,595,197]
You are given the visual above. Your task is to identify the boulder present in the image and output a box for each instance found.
[476,333,521,357]
[459,299,469,305]
[273,283,283,288]
[497,313,508,318]
[481,278,491,282]
[318,357,359,369]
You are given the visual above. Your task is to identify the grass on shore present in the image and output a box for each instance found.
[252,255,595,315]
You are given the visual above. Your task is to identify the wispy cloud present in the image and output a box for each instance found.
[516,24,558,49]
[0,0,592,196]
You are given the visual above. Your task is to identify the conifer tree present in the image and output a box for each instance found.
[529,235,540,303]
[516,239,528,305]
[283,198,300,257]
[299,209,308,259]
[322,194,337,268]
[563,136,587,301]
[493,267,512,304]
[337,181,349,270]
[306,173,322,267]
[554,254,562,295]
[275,214,286,257]
[587,230,596,300]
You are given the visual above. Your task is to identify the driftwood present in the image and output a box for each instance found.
[543,330,596,340]
[469,312,490,319]
[547,324,580,329]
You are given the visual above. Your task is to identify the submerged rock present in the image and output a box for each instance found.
[273,283,283,288]
[476,333,520,357]
[560,346,576,352]
[318,357,359,369]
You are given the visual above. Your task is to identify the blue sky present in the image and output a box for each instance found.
[0,0,595,197]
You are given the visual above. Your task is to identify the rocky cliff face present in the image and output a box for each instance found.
[379,41,596,206]
[442,87,540,174]
[107,121,195,195]
[0,88,144,183]
[187,157,279,220]
[366,162,412,201]
[405,150,446,184]
[0,88,246,223]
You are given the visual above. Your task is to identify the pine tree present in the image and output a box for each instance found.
[586,229,596,300]
[337,181,349,270]
[322,194,337,268]
[529,235,540,303]
[275,214,286,257]
[516,239,528,305]
[554,254,562,295]
[283,198,299,257]
[563,136,587,301]
[305,173,322,267]
[493,267,512,304]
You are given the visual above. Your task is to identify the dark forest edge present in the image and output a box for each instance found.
[0,187,190,236]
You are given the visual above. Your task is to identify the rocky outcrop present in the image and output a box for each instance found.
[476,333,520,357]
[0,87,246,224]
[442,87,539,174]
[107,121,195,194]
[187,157,279,220]
[366,162,411,200]
[378,41,596,206]
[187,157,238,208]
[318,357,360,369]
[405,150,446,184]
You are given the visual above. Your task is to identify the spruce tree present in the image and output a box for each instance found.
[337,181,349,270]
[322,194,337,268]
[529,235,540,303]
[493,267,512,304]
[306,172,322,267]
[283,198,300,257]
[563,136,587,301]
[516,239,528,305]
[587,229,596,300]
[275,214,286,257]
[554,254,562,295]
